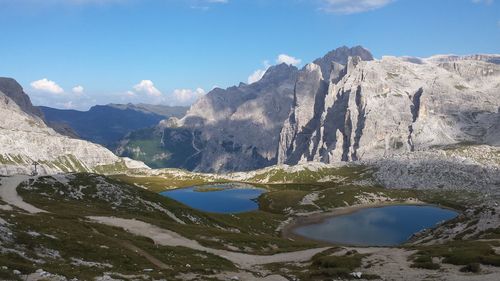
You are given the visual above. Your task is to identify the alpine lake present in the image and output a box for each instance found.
[161,184,459,246]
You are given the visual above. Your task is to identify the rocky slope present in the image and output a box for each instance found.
[40,103,187,149]
[278,54,500,165]
[0,80,146,176]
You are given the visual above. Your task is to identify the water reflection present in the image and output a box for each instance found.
[293,205,458,246]
[160,183,265,214]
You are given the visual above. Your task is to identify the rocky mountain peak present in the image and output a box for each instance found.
[313,46,374,79]
[0,77,44,119]
[260,63,299,84]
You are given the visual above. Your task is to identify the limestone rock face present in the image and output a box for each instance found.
[0,84,143,175]
[278,54,500,165]
[179,63,299,172]
[312,45,374,79]
[172,46,376,172]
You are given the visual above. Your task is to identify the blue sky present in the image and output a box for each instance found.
[0,0,498,110]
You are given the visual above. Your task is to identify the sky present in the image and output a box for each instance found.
[0,0,498,110]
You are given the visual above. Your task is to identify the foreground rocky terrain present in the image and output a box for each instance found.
[0,169,499,280]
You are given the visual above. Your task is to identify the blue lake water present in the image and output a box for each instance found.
[293,205,458,246]
[160,183,265,214]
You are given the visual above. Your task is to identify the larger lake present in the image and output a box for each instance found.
[160,183,265,214]
[292,205,458,246]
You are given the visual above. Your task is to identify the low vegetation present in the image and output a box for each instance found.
[0,211,235,280]
[2,166,498,279]
[111,173,227,192]
[409,240,500,269]
[264,249,380,280]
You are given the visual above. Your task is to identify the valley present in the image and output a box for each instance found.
[0,47,499,280]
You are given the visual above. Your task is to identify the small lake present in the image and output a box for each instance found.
[160,183,265,214]
[292,205,458,246]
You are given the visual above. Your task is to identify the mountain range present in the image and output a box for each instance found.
[40,103,187,149]
[2,46,498,175]
[118,46,500,173]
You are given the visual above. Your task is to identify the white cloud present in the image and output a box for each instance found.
[61,101,75,109]
[247,54,301,84]
[248,69,267,84]
[173,88,206,103]
[472,0,494,4]
[247,60,271,84]
[190,0,228,10]
[30,78,64,94]
[320,0,394,14]
[133,80,162,97]
[277,54,302,66]
[72,85,84,94]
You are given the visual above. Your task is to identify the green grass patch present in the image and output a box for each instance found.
[307,249,373,279]
[259,190,310,214]
[409,254,441,270]
[410,241,500,267]
[94,160,128,174]
[111,174,227,192]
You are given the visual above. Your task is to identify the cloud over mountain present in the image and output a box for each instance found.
[133,80,162,97]
[30,78,64,94]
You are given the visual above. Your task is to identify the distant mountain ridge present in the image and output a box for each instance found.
[40,103,188,149]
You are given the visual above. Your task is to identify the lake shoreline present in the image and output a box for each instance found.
[281,202,458,247]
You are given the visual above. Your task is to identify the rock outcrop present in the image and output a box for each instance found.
[278,54,500,165]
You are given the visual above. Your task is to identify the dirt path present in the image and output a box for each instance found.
[89,225,171,270]
[120,241,171,270]
[87,216,330,269]
[0,175,46,214]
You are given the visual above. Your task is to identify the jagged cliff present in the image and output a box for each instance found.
[166,46,375,172]
[0,79,147,175]
[278,54,500,165]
